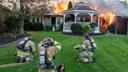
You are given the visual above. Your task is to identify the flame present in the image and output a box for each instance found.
[91,5,116,33]
[100,12,116,32]
[102,12,116,25]
[54,1,68,15]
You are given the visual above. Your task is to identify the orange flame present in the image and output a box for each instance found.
[55,1,68,15]
[91,5,116,33]
[101,12,116,25]
[100,12,116,32]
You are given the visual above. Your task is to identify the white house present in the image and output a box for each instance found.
[31,2,101,34]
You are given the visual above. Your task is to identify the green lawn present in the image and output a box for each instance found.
[0,31,128,72]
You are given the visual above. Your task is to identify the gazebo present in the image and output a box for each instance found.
[63,2,101,33]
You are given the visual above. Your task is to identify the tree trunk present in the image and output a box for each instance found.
[19,18,24,34]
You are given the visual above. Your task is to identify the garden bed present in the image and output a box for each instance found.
[62,32,104,36]
[0,33,27,46]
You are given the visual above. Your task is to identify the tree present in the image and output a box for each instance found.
[68,1,73,9]
[1,0,53,34]
[0,4,13,32]
[0,4,12,23]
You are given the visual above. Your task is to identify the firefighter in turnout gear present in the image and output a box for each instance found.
[16,37,36,63]
[74,34,96,63]
[38,37,61,71]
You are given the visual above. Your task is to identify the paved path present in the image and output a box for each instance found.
[39,69,55,72]
[0,62,28,68]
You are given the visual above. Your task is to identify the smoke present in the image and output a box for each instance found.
[55,0,128,16]
[83,0,128,16]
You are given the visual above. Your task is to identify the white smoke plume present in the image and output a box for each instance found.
[83,0,128,16]
[55,0,128,16]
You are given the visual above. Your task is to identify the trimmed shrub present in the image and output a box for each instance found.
[0,23,7,33]
[24,21,43,31]
[24,22,32,31]
[58,23,63,31]
[90,23,98,29]
[31,23,43,31]
[90,22,98,33]
[46,25,52,31]
[82,24,92,34]
[71,23,83,34]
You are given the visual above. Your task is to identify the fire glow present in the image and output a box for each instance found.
[100,12,116,32]
[91,5,116,32]
[54,1,68,15]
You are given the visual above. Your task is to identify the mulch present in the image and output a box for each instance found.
[0,33,27,46]
[62,32,104,36]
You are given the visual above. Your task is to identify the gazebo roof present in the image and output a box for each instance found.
[64,2,99,15]
[69,2,93,11]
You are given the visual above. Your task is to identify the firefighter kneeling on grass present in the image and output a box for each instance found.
[38,37,61,70]
[16,37,36,63]
[74,34,96,63]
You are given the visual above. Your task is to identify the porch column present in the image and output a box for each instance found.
[39,17,41,23]
[89,13,94,23]
[42,17,44,24]
[74,11,79,23]
[35,17,37,23]
[55,17,58,30]
[115,19,118,34]
[97,15,101,33]
[63,14,66,32]
[75,14,77,23]
[30,16,33,23]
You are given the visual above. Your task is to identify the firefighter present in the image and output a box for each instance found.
[16,37,36,63]
[74,34,96,63]
[38,37,61,70]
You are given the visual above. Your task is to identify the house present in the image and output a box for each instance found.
[30,13,63,31]
[30,2,102,34]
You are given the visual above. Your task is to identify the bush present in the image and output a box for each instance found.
[31,23,43,31]
[71,23,83,34]
[82,24,92,34]
[46,25,52,31]
[24,21,43,31]
[24,22,32,31]
[0,23,7,33]
[90,23,98,29]
[4,16,19,33]
[90,22,98,33]
[58,23,63,31]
